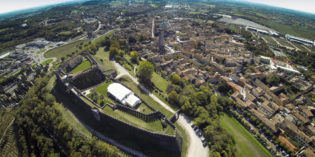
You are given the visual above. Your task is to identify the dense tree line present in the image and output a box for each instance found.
[165,75,236,157]
[15,74,125,157]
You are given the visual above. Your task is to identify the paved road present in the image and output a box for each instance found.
[113,61,209,157]
[152,18,155,38]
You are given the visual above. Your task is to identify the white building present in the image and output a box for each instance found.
[107,83,141,108]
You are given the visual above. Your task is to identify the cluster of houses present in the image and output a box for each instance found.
[111,10,315,156]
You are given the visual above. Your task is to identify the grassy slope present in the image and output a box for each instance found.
[94,47,115,70]
[44,39,90,59]
[41,59,54,66]
[152,72,169,93]
[71,60,92,73]
[220,113,272,157]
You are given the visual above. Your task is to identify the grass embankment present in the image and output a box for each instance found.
[220,113,272,157]
[41,59,54,66]
[71,60,92,73]
[44,39,90,59]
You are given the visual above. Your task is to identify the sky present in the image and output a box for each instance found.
[0,0,76,14]
[0,0,314,14]
[244,0,315,14]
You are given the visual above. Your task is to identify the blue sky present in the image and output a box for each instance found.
[0,0,314,14]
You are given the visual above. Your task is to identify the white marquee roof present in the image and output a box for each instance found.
[125,94,141,108]
[107,83,132,102]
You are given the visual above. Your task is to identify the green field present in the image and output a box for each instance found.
[41,59,54,66]
[44,39,90,59]
[220,113,272,157]
[93,81,112,96]
[71,60,92,73]
[94,47,115,70]
[152,72,169,93]
[58,31,72,36]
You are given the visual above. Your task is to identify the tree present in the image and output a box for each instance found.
[170,73,183,86]
[168,91,179,106]
[266,75,280,86]
[130,51,139,64]
[109,46,119,59]
[137,60,154,83]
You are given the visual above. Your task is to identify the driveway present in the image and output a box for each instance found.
[113,61,209,157]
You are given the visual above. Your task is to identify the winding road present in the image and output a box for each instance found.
[113,61,209,157]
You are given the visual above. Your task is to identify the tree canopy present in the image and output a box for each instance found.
[137,60,154,83]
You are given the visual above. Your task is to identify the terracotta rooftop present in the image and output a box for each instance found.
[279,135,297,151]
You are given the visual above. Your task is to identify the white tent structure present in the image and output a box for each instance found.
[107,83,141,108]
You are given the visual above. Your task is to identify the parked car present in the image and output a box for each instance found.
[191,124,196,128]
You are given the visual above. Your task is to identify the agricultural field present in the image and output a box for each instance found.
[220,114,272,157]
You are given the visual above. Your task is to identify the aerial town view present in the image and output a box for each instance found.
[0,0,314,157]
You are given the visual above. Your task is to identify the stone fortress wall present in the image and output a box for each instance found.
[54,54,182,155]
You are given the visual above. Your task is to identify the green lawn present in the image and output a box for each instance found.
[152,72,169,93]
[119,76,173,118]
[94,47,114,70]
[94,81,112,97]
[44,39,90,59]
[220,113,272,157]
[71,60,92,73]
[41,59,54,66]
[58,31,72,36]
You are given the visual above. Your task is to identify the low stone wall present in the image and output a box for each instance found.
[116,104,163,122]
[55,72,182,155]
